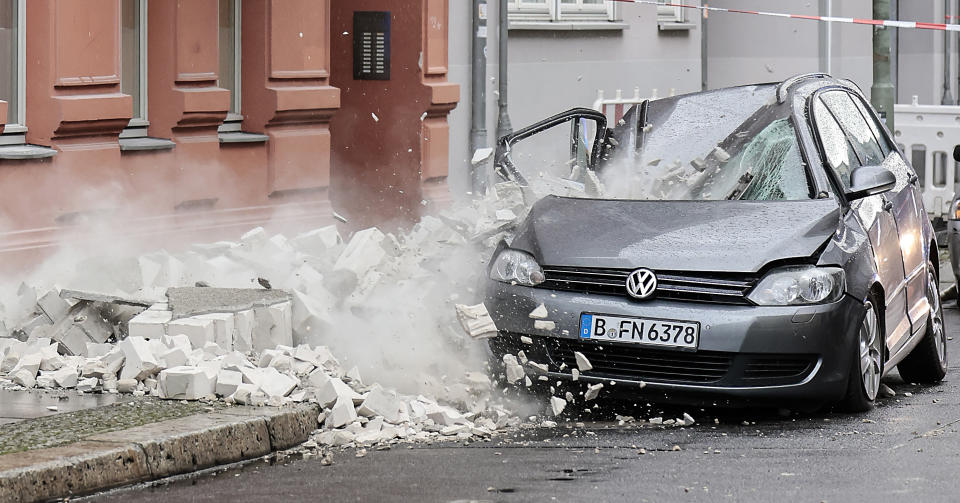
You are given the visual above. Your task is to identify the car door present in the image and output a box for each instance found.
[847,95,930,336]
[812,92,912,353]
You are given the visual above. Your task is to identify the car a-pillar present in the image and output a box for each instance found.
[329,0,459,230]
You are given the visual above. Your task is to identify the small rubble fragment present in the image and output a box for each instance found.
[454,303,498,339]
[584,383,603,401]
[528,304,548,320]
[550,396,567,416]
[574,352,593,372]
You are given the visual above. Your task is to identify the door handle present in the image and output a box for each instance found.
[882,200,894,212]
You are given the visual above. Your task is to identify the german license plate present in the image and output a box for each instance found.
[579,313,700,349]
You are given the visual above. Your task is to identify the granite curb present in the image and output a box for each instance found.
[0,403,320,503]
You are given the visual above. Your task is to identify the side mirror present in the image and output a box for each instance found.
[953,145,960,163]
[494,107,608,185]
[846,165,897,200]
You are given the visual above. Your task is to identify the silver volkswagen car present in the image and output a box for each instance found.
[485,74,946,411]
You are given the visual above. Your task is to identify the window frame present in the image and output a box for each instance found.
[120,0,149,139]
[657,0,685,23]
[508,0,619,23]
[218,0,242,134]
[0,0,26,145]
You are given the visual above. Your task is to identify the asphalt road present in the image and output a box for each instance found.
[92,302,960,503]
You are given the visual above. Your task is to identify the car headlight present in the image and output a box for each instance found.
[747,266,845,306]
[489,248,545,286]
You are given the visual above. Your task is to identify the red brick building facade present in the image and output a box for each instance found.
[0,0,457,263]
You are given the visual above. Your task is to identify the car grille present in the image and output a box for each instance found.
[742,355,817,380]
[544,338,734,384]
[540,266,757,305]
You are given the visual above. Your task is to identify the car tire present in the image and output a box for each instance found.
[897,265,948,384]
[838,298,883,413]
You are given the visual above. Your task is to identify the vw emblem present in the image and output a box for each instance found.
[626,268,657,300]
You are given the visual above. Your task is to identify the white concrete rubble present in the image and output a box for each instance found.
[574,351,593,372]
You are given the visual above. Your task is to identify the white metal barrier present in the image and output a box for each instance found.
[592,87,675,125]
[893,97,960,221]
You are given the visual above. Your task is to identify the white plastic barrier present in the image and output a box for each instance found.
[591,87,675,125]
[894,97,960,221]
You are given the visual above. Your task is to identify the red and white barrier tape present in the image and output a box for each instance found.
[612,0,960,32]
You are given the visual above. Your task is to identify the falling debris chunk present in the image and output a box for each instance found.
[533,320,555,331]
[528,304,548,320]
[571,368,580,381]
[550,396,567,416]
[878,384,896,398]
[682,413,696,426]
[371,112,379,122]
[574,351,593,372]
[503,354,525,384]
[584,383,603,401]
[520,336,533,345]
[455,303,499,339]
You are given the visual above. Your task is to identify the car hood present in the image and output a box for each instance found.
[509,196,842,273]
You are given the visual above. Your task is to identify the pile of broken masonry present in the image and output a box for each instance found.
[0,182,555,448]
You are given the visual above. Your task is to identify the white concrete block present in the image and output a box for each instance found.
[357,385,404,423]
[52,366,79,388]
[195,312,236,351]
[117,378,138,393]
[11,351,41,377]
[158,366,217,400]
[232,309,255,353]
[334,227,387,277]
[161,333,192,350]
[76,377,98,392]
[85,342,113,359]
[252,302,292,352]
[37,290,70,323]
[10,368,35,388]
[316,376,363,408]
[157,346,188,369]
[118,337,162,381]
[38,343,63,371]
[258,366,297,398]
[35,372,55,388]
[230,383,259,405]
[291,290,332,346]
[574,351,593,372]
[326,397,359,429]
[215,369,243,397]
[127,309,172,340]
[306,368,330,389]
[292,226,342,255]
[167,317,216,350]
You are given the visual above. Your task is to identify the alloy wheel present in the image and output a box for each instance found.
[927,270,947,366]
[859,301,883,400]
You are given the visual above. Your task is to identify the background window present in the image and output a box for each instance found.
[657,0,685,23]
[509,0,617,22]
[219,0,240,116]
[0,0,22,127]
[121,0,146,123]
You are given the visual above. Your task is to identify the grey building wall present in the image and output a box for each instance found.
[705,0,872,98]
[446,2,701,194]
[446,1,951,194]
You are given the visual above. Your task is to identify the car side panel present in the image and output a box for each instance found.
[851,195,911,352]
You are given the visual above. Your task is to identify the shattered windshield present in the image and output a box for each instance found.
[601,85,811,201]
[512,85,813,202]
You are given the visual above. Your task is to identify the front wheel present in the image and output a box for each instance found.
[898,265,948,384]
[838,299,883,412]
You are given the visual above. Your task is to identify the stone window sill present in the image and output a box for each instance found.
[0,144,57,160]
[658,22,695,31]
[509,21,628,31]
[119,137,176,152]
[219,132,269,144]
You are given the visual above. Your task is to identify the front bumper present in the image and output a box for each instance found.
[484,280,865,408]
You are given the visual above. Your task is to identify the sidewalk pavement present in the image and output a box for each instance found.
[0,394,319,503]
